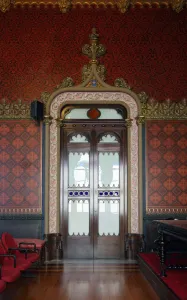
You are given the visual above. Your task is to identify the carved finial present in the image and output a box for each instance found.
[82,28,106,64]
[89,28,99,41]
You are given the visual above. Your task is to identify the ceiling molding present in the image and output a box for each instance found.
[0,0,186,13]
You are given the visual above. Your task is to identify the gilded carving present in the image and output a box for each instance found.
[82,28,106,64]
[117,0,130,13]
[136,115,145,125]
[55,118,63,127]
[142,98,187,120]
[58,0,71,12]
[55,77,74,90]
[82,64,106,82]
[125,118,133,127]
[0,0,11,12]
[114,78,131,89]
[5,0,187,13]
[0,99,30,119]
[171,0,185,12]
[43,115,53,125]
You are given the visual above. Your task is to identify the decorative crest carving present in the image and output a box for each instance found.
[58,0,71,12]
[82,28,106,64]
[114,78,131,89]
[117,0,130,13]
[55,77,74,90]
[171,0,185,12]
[142,98,187,120]
[0,99,30,119]
[82,64,106,82]
[0,0,11,12]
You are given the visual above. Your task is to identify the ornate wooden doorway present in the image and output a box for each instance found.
[60,106,127,259]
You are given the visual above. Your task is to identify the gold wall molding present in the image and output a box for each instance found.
[0,99,30,119]
[141,98,187,120]
[1,0,185,13]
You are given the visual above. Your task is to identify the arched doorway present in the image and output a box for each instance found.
[60,105,127,258]
[43,29,143,260]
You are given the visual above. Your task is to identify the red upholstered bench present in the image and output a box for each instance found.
[15,238,46,264]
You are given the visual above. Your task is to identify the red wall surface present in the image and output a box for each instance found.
[0,121,41,213]
[146,120,187,214]
[0,7,187,103]
[0,7,187,214]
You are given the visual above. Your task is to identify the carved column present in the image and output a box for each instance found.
[125,118,133,232]
[136,115,145,234]
[43,115,53,234]
[55,118,63,233]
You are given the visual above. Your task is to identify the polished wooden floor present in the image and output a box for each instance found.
[0,262,159,300]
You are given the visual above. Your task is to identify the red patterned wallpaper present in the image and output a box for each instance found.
[146,120,187,214]
[0,120,41,213]
[0,7,186,102]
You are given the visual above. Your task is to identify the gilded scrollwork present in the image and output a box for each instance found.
[143,98,187,120]
[55,118,63,127]
[4,0,186,13]
[136,115,145,125]
[0,99,30,119]
[58,0,71,12]
[0,0,11,12]
[125,118,133,127]
[114,78,131,89]
[82,64,106,82]
[43,115,53,125]
[117,0,131,13]
[55,77,74,89]
[82,28,106,63]
[171,0,185,12]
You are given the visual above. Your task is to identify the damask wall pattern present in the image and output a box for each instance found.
[146,120,187,214]
[0,120,42,213]
[0,7,186,102]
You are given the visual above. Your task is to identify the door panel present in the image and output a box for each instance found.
[61,124,127,259]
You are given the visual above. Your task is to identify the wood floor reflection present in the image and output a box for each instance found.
[0,263,159,300]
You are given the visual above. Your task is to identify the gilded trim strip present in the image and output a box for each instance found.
[1,0,186,13]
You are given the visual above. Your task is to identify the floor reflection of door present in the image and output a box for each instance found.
[61,122,127,259]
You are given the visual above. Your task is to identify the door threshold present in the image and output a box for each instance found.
[44,259,137,265]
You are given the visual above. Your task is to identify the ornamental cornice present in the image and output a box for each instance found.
[0,0,186,13]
